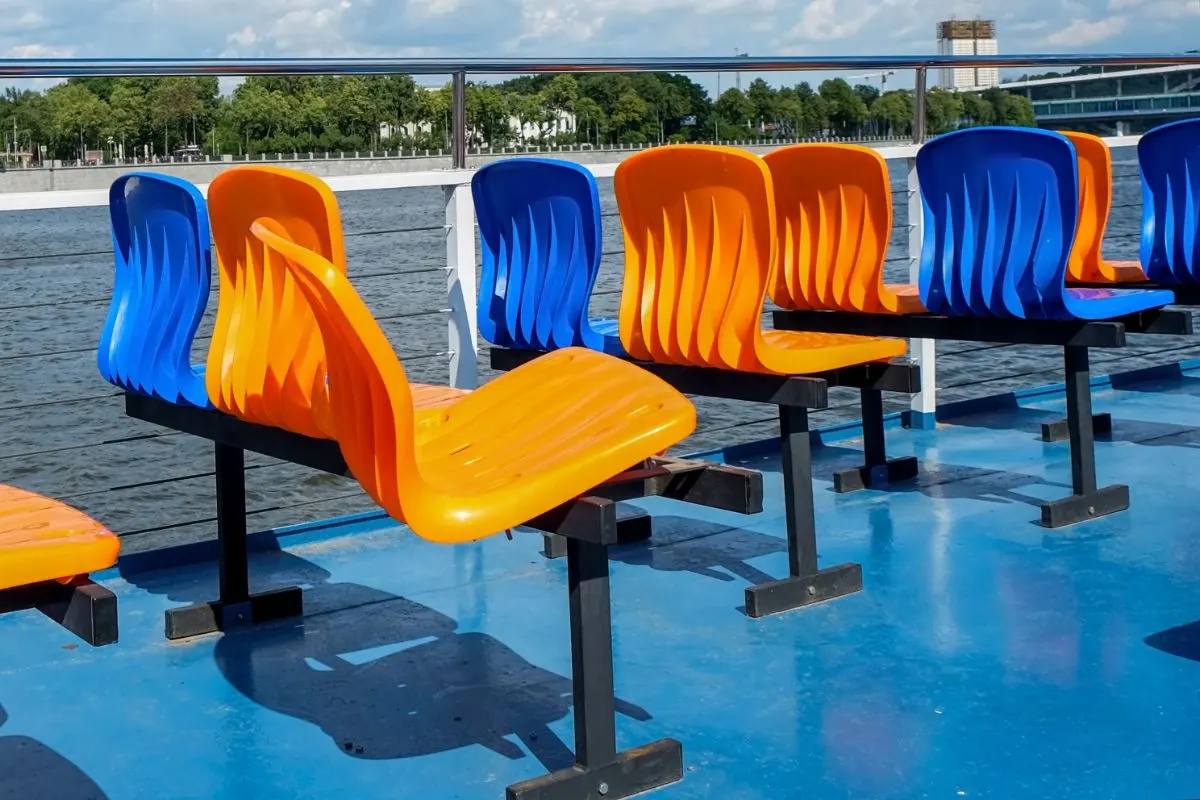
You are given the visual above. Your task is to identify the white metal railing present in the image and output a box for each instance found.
[0,134,1148,422]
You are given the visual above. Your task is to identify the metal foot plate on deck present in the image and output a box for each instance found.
[1040,412,1112,443]
[505,738,683,800]
[744,562,863,619]
[832,456,920,493]
[164,586,303,640]
[1038,484,1129,528]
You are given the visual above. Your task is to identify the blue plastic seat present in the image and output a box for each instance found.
[471,157,625,355]
[1137,117,1200,285]
[97,172,212,408]
[916,127,1172,321]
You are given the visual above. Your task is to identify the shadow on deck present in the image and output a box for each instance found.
[5,362,1200,798]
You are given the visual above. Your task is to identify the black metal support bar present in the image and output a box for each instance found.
[490,347,829,408]
[161,442,306,640]
[1037,346,1130,528]
[590,456,764,512]
[540,509,651,560]
[125,393,348,475]
[1040,413,1112,443]
[743,406,863,618]
[815,359,922,393]
[0,577,118,646]
[125,394,328,640]
[832,389,920,493]
[532,457,764,559]
[773,308,1193,347]
[216,443,249,602]
[507,498,683,800]
[567,536,617,768]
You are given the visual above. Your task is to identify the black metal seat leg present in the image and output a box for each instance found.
[832,388,920,493]
[1038,346,1129,528]
[0,578,118,647]
[164,442,303,640]
[507,536,682,800]
[744,406,863,618]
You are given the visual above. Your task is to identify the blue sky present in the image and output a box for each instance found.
[2,0,1199,93]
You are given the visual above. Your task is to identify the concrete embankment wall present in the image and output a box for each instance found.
[0,139,903,194]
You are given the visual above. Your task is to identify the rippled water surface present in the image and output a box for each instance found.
[1,149,1194,550]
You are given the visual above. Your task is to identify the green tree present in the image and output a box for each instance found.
[800,92,829,136]
[924,88,965,135]
[148,77,212,153]
[871,91,913,137]
[1,88,49,160]
[104,80,148,157]
[609,88,650,143]
[983,87,1035,126]
[466,83,513,148]
[45,82,108,160]
[746,78,777,131]
[714,87,755,135]
[961,92,996,127]
[227,81,292,153]
[818,78,868,136]
[574,95,605,145]
[328,77,380,146]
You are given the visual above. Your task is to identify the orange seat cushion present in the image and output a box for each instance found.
[0,485,119,592]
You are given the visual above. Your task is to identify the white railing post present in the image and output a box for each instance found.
[445,182,479,389]
[906,155,935,428]
[445,70,479,390]
[908,66,937,429]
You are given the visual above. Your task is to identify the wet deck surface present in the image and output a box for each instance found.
[4,367,1200,799]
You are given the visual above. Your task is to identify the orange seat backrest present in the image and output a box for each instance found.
[1062,131,1116,283]
[249,221,415,522]
[762,144,893,313]
[205,165,347,438]
[613,144,775,373]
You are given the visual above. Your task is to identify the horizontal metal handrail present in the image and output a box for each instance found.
[5,53,1200,78]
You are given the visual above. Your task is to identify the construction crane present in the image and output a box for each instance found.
[848,70,897,89]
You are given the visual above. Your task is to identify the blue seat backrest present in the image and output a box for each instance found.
[472,157,605,351]
[917,127,1079,319]
[97,172,212,408]
[1137,118,1200,284]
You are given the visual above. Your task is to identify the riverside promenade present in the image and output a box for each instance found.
[0,136,906,194]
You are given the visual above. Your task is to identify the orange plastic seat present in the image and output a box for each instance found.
[613,144,906,374]
[205,165,464,439]
[763,143,925,315]
[250,221,696,543]
[0,485,119,592]
[1062,131,1147,284]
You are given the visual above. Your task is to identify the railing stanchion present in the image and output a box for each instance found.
[907,65,936,429]
[451,70,467,170]
[445,179,478,390]
[444,71,479,390]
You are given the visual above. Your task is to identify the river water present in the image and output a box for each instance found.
[0,148,1194,551]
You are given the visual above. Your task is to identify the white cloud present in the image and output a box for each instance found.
[1043,16,1127,46]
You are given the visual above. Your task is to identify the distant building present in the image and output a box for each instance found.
[378,109,577,148]
[508,109,577,142]
[937,19,1000,91]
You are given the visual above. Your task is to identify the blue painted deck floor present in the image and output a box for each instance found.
[5,367,1200,799]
